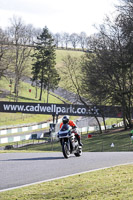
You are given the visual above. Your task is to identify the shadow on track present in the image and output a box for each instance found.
[1,156,65,161]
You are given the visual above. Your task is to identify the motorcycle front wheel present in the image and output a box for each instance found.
[74,147,82,157]
[62,142,70,158]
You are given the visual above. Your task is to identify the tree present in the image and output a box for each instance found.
[61,55,82,95]
[70,33,79,49]
[53,33,61,48]
[79,32,87,51]
[0,28,13,79]
[85,33,99,51]
[62,55,103,133]
[31,26,60,102]
[80,9,133,129]
[8,16,34,101]
[62,32,70,49]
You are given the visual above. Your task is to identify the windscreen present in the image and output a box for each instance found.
[60,124,69,131]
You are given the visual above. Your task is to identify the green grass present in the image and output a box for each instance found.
[15,139,61,152]
[101,118,123,126]
[83,129,133,152]
[0,164,133,199]
[2,79,66,103]
[0,112,53,127]
[56,49,84,66]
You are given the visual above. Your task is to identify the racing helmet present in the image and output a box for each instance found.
[62,115,69,124]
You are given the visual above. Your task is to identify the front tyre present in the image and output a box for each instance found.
[74,147,82,157]
[62,142,70,158]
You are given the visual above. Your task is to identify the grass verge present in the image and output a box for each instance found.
[0,164,133,199]
[8,129,133,152]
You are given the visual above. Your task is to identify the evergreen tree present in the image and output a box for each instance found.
[31,26,60,101]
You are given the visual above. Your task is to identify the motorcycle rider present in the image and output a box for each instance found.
[60,115,83,146]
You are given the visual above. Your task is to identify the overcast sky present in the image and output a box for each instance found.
[0,0,119,35]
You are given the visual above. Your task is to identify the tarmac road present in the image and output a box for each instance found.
[0,152,133,191]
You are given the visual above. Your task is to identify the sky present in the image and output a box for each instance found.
[0,0,119,35]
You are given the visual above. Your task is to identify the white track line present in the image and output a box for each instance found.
[0,162,133,193]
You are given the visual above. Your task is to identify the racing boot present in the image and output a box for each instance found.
[78,138,83,146]
[76,135,83,146]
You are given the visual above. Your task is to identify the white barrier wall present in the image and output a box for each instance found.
[0,119,123,144]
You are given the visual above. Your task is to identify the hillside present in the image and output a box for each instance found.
[0,49,84,126]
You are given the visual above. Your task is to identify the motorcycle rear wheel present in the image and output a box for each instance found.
[62,142,70,158]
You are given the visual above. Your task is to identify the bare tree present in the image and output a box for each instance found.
[62,32,70,49]
[0,28,13,79]
[61,55,82,93]
[59,33,65,48]
[85,33,100,51]
[62,55,103,133]
[53,33,61,48]
[79,32,87,51]
[70,33,79,49]
[8,16,35,101]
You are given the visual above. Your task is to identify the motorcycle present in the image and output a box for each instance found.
[58,124,82,158]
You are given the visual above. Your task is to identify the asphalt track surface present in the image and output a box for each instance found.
[0,152,133,191]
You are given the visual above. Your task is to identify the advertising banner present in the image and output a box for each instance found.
[0,101,124,118]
